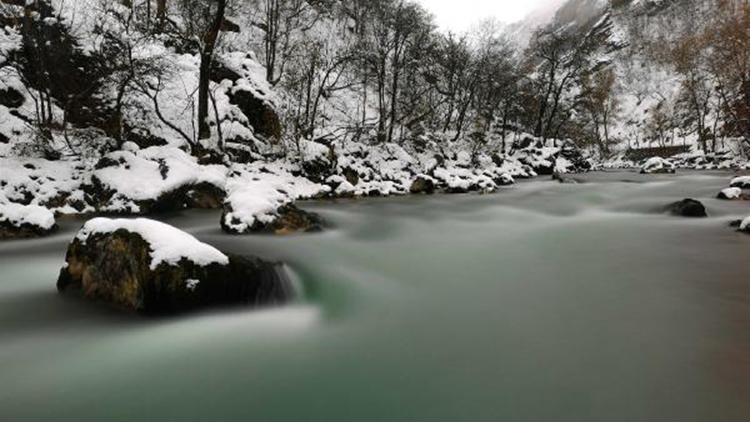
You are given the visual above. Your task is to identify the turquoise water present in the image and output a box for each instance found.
[2,171,750,421]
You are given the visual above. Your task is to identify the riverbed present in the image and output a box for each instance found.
[2,171,750,421]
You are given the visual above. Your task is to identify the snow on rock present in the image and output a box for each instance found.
[0,201,57,238]
[641,157,676,174]
[0,157,88,214]
[730,176,750,189]
[433,166,496,193]
[88,146,227,213]
[222,183,293,233]
[718,187,744,200]
[516,146,558,175]
[220,161,327,234]
[76,217,229,270]
[601,141,750,171]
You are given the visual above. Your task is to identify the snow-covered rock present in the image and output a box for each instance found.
[86,147,227,213]
[730,176,750,189]
[0,202,57,239]
[57,218,292,314]
[739,217,750,232]
[221,184,323,235]
[641,157,676,174]
[0,158,89,214]
[717,187,744,200]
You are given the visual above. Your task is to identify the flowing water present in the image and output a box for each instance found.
[3,171,750,421]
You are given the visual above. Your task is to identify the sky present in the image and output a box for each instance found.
[415,0,555,33]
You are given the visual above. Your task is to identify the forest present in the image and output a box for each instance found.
[0,0,746,164]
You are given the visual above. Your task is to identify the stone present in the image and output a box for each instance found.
[57,220,292,314]
[667,198,707,218]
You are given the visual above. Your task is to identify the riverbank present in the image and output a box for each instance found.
[1,138,593,237]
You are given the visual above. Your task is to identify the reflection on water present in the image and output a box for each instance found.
[2,171,750,421]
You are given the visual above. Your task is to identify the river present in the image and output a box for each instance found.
[2,171,750,421]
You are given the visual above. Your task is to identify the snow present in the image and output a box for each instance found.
[0,158,86,212]
[740,217,750,232]
[720,187,742,200]
[185,279,200,291]
[730,176,750,189]
[221,160,329,233]
[92,147,227,212]
[76,218,229,270]
[641,157,675,174]
[223,184,292,233]
[0,202,56,230]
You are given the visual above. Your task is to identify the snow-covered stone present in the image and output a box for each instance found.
[641,157,676,174]
[0,202,57,239]
[221,184,323,235]
[730,176,750,189]
[58,218,292,314]
[718,187,743,200]
[87,147,227,213]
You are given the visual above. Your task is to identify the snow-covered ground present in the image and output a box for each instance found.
[0,131,595,237]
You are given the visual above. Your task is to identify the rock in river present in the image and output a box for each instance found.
[717,187,746,200]
[57,218,292,314]
[641,157,676,174]
[667,198,708,218]
[0,202,57,239]
[221,185,323,235]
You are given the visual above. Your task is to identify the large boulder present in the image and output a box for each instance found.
[666,198,708,218]
[0,202,57,239]
[57,218,292,314]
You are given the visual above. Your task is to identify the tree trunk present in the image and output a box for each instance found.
[197,0,227,142]
[156,0,167,32]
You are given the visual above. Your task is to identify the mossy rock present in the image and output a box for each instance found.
[57,229,292,314]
